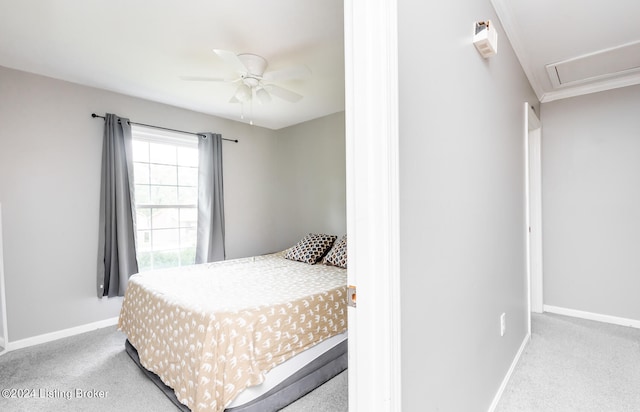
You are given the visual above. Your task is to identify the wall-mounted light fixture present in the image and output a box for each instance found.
[473,20,498,58]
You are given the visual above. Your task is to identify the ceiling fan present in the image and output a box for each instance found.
[182,49,311,105]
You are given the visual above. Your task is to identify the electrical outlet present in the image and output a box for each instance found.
[500,313,506,337]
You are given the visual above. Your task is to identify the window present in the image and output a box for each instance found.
[131,126,199,271]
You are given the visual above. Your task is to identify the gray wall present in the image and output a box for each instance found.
[541,84,640,321]
[275,112,346,249]
[398,2,538,410]
[0,66,345,342]
[0,204,5,346]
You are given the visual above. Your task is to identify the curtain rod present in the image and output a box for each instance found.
[91,113,238,143]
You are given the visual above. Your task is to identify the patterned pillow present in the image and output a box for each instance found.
[323,234,347,268]
[284,233,337,264]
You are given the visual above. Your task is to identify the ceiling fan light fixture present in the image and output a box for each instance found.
[256,87,272,104]
[234,84,252,102]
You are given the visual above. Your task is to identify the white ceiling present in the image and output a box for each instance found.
[0,0,345,130]
[2,1,639,126]
[492,0,640,103]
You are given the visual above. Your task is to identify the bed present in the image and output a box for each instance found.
[118,234,348,412]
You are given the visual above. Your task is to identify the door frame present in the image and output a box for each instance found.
[344,0,402,410]
[524,103,543,334]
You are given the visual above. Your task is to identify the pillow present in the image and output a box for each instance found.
[323,234,347,268]
[284,233,337,264]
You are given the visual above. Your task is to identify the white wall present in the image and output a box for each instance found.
[397,1,537,410]
[0,66,345,342]
[541,84,640,322]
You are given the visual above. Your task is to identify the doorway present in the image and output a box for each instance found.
[525,103,543,335]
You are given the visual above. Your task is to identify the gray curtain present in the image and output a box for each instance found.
[195,133,226,263]
[97,113,138,297]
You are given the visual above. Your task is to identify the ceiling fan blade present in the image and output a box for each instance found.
[262,65,312,82]
[213,49,249,74]
[264,84,303,102]
[180,75,229,82]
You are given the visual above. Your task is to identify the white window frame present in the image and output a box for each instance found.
[131,125,199,271]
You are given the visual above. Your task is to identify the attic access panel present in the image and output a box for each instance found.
[546,40,640,88]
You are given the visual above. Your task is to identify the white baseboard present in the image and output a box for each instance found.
[543,305,640,329]
[5,317,119,353]
[487,332,530,412]
[0,335,5,348]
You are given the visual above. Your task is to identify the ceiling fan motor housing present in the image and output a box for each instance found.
[243,77,260,88]
[238,53,268,76]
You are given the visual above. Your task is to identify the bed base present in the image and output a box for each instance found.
[125,339,347,412]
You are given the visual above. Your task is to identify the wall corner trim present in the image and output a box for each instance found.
[543,305,640,329]
[487,332,531,412]
[4,317,119,353]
